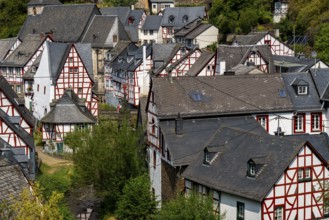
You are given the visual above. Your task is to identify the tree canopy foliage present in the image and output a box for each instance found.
[209,0,272,36]
[66,118,145,211]
[155,192,223,220]
[115,174,157,220]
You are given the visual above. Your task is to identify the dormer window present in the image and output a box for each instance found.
[182,15,188,23]
[203,146,220,165]
[298,85,308,95]
[127,56,133,63]
[168,15,175,23]
[247,157,267,178]
[128,16,135,25]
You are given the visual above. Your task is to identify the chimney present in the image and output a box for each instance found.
[175,112,183,135]
[131,4,135,10]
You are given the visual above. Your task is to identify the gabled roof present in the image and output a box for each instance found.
[81,15,130,48]
[233,32,267,45]
[0,157,30,203]
[0,34,47,67]
[151,43,184,75]
[216,44,276,74]
[186,51,215,76]
[228,64,264,75]
[125,9,144,26]
[182,122,329,202]
[108,41,135,62]
[161,6,206,29]
[142,15,162,31]
[175,21,213,39]
[41,89,97,124]
[18,4,100,42]
[281,72,322,111]
[27,0,62,6]
[46,42,93,83]
[151,75,294,119]
[309,68,329,101]
[0,76,36,128]
[124,25,139,43]
[0,37,17,61]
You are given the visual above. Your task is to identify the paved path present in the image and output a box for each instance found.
[36,147,72,167]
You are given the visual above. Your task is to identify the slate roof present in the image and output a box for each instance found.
[0,37,17,61]
[0,76,36,128]
[151,43,184,75]
[182,124,329,202]
[309,68,329,101]
[111,44,152,72]
[41,89,97,124]
[0,34,46,67]
[124,25,139,43]
[273,55,321,73]
[142,16,162,31]
[151,75,294,119]
[27,0,62,6]
[125,9,144,26]
[18,4,100,42]
[46,42,94,82]
[228,64,264,75]
[175,21,213,39]
[281,72,322,111]
[161,6,206,29]
[107,41,134,62]
[100,7,130,24]
[186,51,215,76]
[81,15,130,48]
[216,44,276,74]
[233,32,267,45]
[0,157,30,203]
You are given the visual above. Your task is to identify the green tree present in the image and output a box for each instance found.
[115,174,157,220]
[0,0,28,38]
[314,23,329,64]
[0,183,64,220]
[101,0,137,7]
[155,192,224,220]
[69,119,145,211]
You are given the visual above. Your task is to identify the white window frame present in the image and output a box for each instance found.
[298,85,308,95]
[295,115,304,132]
[274,206,283,220]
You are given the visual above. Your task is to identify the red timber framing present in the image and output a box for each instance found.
[256,115,269,132]
[259,34,294,56]
[202,57,216,76]
[245,51,269,73]
[262,144,329,220]
[158,49,186,77]
[170,49,202,77]
[42,124,66,142]
[0,118,30,156]
[0,91,33,134]
[162,27,173,41]
[54,45,97,116]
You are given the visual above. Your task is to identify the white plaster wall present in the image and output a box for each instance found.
[33,43,52,120]
[149,146,162,205]
[139,30,162,44]
[195,26,218,49]
[221,192,261,220]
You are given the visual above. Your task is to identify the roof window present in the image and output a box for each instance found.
[182,15,188,23]
[168,15,175,23]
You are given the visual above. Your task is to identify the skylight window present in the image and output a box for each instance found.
[279,89,287,98]
[192,92,202,102]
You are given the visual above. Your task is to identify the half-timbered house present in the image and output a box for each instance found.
[0,76,36,179]
[27,0,62,16]
[41,89,97,153]
[0,37,20,62]
[33,41,98,120]
[216,44,276,74]
[106,44,152,107]
[233,31,294,56]
[0,34,53,108]
[160,7,207,43]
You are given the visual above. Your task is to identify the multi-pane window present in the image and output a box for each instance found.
[257,115,268,131]
[294,114,305,133]
[69,67,78,74]
[274,206,283,220]
[16,85,21,94]
[298,167,312,182]
[311,113,322,132]
[298,85,308,95]
[144,30,148,35]
[150,30,154,35]
[237,202,245,220]
[264,40,271,45]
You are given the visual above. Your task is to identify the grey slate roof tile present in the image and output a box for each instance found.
[161,6,206,29]
[0,34,46,67]
[100,7,130,24]
[152,75,294,119]
[41,89,97,124]
[281,72,322,111]
[0,37,17,61]
[182,122,329,202]
[27,0,62,6]
[310,68,329,100]
[273,55,320,72]
[216,44,276,74]
[186,51,215,76]
[18,4,100,42]
[81,16,130,48]
[142,16,162,31]
[175,21,212,39]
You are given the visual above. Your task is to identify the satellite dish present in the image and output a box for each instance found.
[311,51,317,58]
